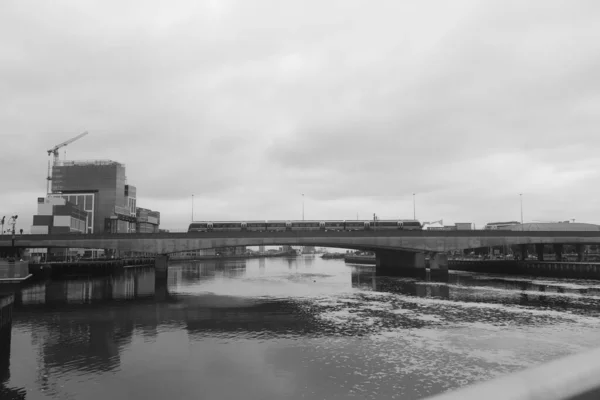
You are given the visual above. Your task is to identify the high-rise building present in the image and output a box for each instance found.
[48,159,155,233]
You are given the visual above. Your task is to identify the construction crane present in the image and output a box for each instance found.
[46,131,89,195]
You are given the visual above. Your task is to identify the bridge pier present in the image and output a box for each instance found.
[553,244,563,261]
[519,244,528,260]
[575,244,584,262]
[155,254,169,280]
[535,244,545,261]
[375,250,426,279]
[429,253,449,282]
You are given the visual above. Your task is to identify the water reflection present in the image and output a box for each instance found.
[5,258,600,400]
[1,321,26,399]
[16,269,157,307]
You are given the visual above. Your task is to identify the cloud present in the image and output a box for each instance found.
[1,0,600,231]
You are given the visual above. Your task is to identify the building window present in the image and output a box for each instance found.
[84,195,93,211]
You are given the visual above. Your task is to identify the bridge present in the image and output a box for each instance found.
[3,230,600,280]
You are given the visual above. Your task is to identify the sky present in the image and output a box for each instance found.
[1,0,600,232]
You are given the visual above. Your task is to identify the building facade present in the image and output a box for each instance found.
[49,160,157,234]
[31,197,88,234]
[136,207,160,233]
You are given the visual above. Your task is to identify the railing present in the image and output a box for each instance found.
[424,346,600,400]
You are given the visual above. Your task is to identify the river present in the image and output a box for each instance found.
[2,255,600,399]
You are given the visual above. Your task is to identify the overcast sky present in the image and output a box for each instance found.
[2,0,600,232]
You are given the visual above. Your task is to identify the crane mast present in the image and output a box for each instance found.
[46,131,89,196]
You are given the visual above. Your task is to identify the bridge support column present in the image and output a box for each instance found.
[575,244,584,262]
[553,244,563,261]
[519,244,528,260]
[155,254,169,280]
[535,244,545,261]
[429,253,448,282]
[375,250,426,279]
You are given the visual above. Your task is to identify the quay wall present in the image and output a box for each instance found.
[448,259,600,279]
[28,257,155,279]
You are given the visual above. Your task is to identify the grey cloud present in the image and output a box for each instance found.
[2,0,600,231]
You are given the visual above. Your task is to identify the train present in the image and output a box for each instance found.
[188,220,423,232]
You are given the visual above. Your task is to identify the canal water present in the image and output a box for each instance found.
[2,255,600,400]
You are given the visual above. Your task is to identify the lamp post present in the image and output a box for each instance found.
[192,194,194,222]
[302,194,304,221]
[519,193,523,230]
[9,215,17,257]
[413,193,416,220]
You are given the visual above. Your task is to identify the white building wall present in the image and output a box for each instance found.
[53,215,71,227]
[31,226,49,234]
[37,204,54,216]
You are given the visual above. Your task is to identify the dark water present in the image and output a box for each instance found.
[2,255,600,400]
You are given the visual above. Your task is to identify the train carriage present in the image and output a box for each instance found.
[188,222,210,232]
[290,221,323,231]
[212,222,243,231]
[400,220,423,230]
[266,220,291,232]
[345,221,371,231]
[245,221,267,232]
[324,220,345,231]
[374,220,401,230]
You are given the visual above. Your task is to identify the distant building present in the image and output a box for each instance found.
[136,207,160,233]
[455,223,472,230]
[30,196,88,261]
[427,222,473,231]
[48,159,157,233]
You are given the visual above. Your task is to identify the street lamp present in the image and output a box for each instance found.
[519,193,523,230]
[192,194,194,222]
[413,193,416,220]
[302,194,304,221]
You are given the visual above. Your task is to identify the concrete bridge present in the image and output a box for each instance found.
[3,230,600,280]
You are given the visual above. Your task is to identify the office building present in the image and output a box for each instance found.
[136,207,160,233]
[49,160,155,233]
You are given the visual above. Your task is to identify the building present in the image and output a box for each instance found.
[30,196,88,261]
[427,222,473,231]
[31,197,87,234]
[49,160,155,234]
[136,207,160,233]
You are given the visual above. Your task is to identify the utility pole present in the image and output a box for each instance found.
[519,193,523,231]
[302,194,304,221]
[413,193,416,220]
[192,194,194,222]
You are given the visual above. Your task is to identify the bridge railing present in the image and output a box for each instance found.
[424,346,600,400]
